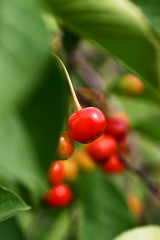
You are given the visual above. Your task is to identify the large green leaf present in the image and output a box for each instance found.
[114,226,160,240]
[0,112,45,197]
[0,185,30,222]
[77,170,136,240]
[21,58,67,172]
[0,218,26,240]
[132,0,160,35]
[0,0,49,113]
[47,0,160,89]
[0,57,66,202]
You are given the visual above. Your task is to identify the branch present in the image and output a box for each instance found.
[118,153,160,200]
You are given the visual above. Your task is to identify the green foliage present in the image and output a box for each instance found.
[0,0,49,114]
[0,0,65,214]
[0,185,30,222]
[44,210,70,240]
[138,134,160,164]
[16,209,70,240]
[115,96,160,127]
[135,116,160,142]
[0,0,160,238]
[77,170,136,240]
[0,218,26,240]
[114,226,160,240]
[47,0,160,89]
[0,112,45,198]
[21,58,66,173]
[132,0,160,35]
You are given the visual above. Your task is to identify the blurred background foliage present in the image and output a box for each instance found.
[0,0,160,239]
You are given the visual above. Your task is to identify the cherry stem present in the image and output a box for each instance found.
[53,54,82,111]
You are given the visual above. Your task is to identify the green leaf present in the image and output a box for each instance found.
[77,170,136,240]
[132,0,160,35]
[134,116,160,142]
[17,209,70,240]
[44,210,70,240]
[114,225,160,240]
[0,0,49,113]
[0,185,30,222]
[0,218,26,240]
[114,96,160,126]
[0,112,45,198]
[138,133,160,164]
[0,57,66,201]
[21,57,67,172]
[47,0,160,89]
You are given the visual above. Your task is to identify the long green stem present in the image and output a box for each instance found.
[54,54,82,111]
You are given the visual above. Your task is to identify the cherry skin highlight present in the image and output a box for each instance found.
[67,107,106,144]
[87,134,118,163]
[48,161,64,185]
[57,131,75,160]
[102,154,125,174]
[105,117,128,140]
[44,183,73,208]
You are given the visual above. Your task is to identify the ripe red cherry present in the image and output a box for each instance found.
[44,183,73,208]
[48,161,64,185]
[57,131,75,160]
[102,154,125,174]
[67,107,106,144]
[87,134,118,163]
[105,117,128,140]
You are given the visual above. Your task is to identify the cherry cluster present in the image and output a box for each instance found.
[44,106,106,208]
[44,105,129,209]
[87,117,129,174]
[44,56,129,209]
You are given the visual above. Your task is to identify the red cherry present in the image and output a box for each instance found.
[57,131,75,160]
[48,161,64,185]
[87,134,118,163]
[44,183,73,208]
[105,117,128,140]
[67,107,106,144]
[102,154,125,174]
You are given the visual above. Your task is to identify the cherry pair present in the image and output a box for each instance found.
[44,161,72,208]
[87,134,125,174]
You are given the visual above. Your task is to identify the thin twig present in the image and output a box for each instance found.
[118,153,160,200]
